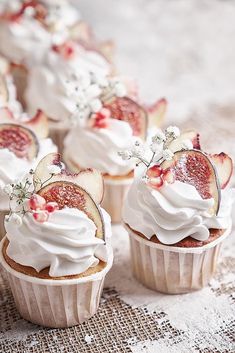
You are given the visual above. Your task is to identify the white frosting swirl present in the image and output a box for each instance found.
[64,119,136,176]
[25,46,111,122]
[0,18,51,66]
[0,138,57,210]
[0,75,22,115]
[123,175,234,244]
[5,207,111,277]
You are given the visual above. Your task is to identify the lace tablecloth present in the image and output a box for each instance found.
[0,1,235,352]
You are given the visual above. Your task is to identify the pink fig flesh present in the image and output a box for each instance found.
[161,150,220,215]
[38,181,105,239]
[0,123,39,160]
[104,97,148,139]
[210,152,233,189]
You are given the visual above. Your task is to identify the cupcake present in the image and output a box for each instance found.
[122,126,234,294]
[25,40,111,151]
[63,74,164,223]
[0,153,113,327]
[0,0,81,105]
[63,78,166,223]
[0,112,57,238]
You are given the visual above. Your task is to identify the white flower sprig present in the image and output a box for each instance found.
[4,164,63,227]
[119,125,193,169]
[66,71,127,126]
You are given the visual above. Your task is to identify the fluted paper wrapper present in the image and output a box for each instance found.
[126,226,231,294]
[49,123,69,154]
[0,239,113,328]
[0,211,7,240]
[102,178,133,224]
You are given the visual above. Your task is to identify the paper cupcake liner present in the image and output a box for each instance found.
[49,123,69,154]
[126,225,231,294]
[102,177,133,224]
[0,210,7,241]
[0,238,113,328]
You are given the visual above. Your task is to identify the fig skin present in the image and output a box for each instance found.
[33,152,104,204]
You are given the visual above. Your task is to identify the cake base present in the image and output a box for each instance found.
[3,238,106,280]
[0,237,113,328]
[125,224,230,294]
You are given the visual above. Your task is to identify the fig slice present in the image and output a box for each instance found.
[34,153,104,204]
[0,123,39,160]
[0,56,9,75]
[38,181,105,240]
[104,97,148,139]
[0,107,13,121]
[169,130,201,153]
[147,98,167,127]
[23,110,49,139]
[0,74,9,104]
[209,153,233,189]
[0,108,49,139]
[161,150,221,215]
[70,21,93,45]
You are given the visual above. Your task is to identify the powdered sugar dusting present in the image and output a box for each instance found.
[0,319,39,343]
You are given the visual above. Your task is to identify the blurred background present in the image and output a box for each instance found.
[75,0,235,156]
[76,0,235,118]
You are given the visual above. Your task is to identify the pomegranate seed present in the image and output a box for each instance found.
[29,194,46,211]
[52,42,75,59]
[93,117,109,129]
[147,165,162,178]
[148,176,164,189]
[45,202,59,213]
[33,211,49,223]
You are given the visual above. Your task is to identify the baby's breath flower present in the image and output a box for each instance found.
[152,130,166,144]
[118,150,133,161]
[23,6,35,17]
[92,73,108,88]
[162,148,174,161]
[8,213,22,227]
[90,98,102,113]
[47,165,61,175]
[3,184,13,195]
[114,82,127,97]
[131,140,145,158]
[182,139,193,150]
[86,84,102,100]
[150,142,161,153]
[166,126,180,138]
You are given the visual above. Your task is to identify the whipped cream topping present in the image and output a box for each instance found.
[64,119,137,176]
[0,75,22,115]
[5,207,112,277]
[0,1,80,66]
[0,18,51,66]
[123,173,234,245]
[0,138,57,210]
[25,45,111,122]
